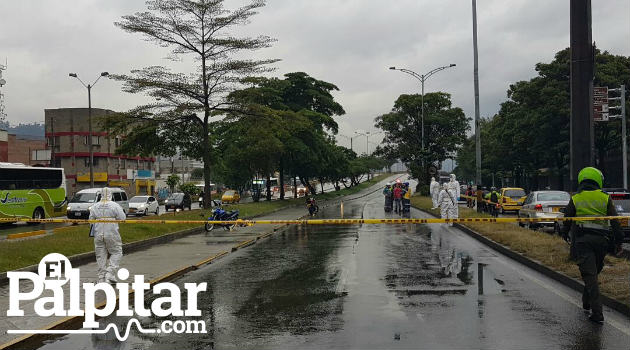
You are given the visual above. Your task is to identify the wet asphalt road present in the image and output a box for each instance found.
[35,183,630,350]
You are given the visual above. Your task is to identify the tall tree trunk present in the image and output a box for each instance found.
[202,117,212,207]
[300,175,315,195]
[279,159,285,200]
[319,178,324,194]
[266,174,272,201]
[293,175,298,199]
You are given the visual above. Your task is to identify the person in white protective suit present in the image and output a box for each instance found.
[90,187,127,283]
[437,183,456,226]
[447,174,460,219]
[430,177,440,209]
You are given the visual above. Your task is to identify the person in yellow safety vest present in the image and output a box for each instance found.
[561,167,623,325]
[403,184,412,200]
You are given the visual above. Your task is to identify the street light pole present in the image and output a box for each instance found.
[472,0,482,189]
[87,84,93,187]
[389,64,456,171]
[622,85,627,188]
[70,72,109,188]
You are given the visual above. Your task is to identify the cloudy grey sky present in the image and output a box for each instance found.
[0,0,628,154]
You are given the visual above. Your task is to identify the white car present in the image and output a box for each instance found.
[128,196,159,216]
[67,187,129,219]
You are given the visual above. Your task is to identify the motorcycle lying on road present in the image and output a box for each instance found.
[205,207,240,231]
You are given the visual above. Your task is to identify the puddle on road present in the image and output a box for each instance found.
[384,223,505,311]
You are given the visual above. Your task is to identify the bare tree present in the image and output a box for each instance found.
[108,0,277,205]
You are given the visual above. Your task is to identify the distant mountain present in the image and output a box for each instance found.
[0,121,45,140]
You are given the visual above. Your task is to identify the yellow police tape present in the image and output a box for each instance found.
[0,216,628,225]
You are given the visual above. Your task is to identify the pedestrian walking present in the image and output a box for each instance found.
[430,177,440,209]
[561,167,623,324]
[489,187,500,217]
[466,186,473,208]
[393,183,403,213]
[437,183,456,226]
[90,187,127,283]
[447,174,460,220]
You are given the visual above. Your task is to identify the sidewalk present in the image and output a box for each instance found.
[0,174,399,347]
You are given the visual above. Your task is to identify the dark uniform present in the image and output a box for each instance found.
[561,179,623,323]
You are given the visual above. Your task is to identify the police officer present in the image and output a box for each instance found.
[561,167,623,324]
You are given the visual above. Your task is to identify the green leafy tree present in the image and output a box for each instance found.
[456,48,630,189]
[179,182,199,196]
[103,0,277,208]
[375,92,470,188]
[225,72,346,197]
[166,174,181,192]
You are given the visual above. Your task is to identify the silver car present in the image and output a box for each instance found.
[518,190,570,231]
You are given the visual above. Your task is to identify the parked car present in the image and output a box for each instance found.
[66,187,129,219]
[221,190,241,204]
[164,193,192,211]
[128,195,159,216]
[518,190,570,231]
[498,187,527,214]
[603,188,630,241]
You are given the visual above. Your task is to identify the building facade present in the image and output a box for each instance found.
[45,108,156,196]
[0,130,7,162]
[1,129,48,166]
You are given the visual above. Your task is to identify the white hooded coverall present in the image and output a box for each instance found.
[90,188,126,282]
[430,178,440,208]
[437,185,456,225]
[447,174,460,219]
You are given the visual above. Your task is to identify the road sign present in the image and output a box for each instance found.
[594,86,609,121]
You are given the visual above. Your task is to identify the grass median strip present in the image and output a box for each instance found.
[0,173,392,273]
[410,195,630,306]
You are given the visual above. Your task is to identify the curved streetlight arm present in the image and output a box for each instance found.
[393,68,424,83]
[423,64,456,80]
[390,64,456,83]
[69,73,87,88]
[91,72,109,87]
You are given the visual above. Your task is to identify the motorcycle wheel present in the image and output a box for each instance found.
[205,223,214,232]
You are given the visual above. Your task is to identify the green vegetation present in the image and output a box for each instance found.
[455,48,630,188]
[178,182,199,196]
[101,1,392,208]
[166,174,180,192]
[410,196,629,306]
[375,92,470,187]
[0,174,391,272]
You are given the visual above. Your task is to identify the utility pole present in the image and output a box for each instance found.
[69,72,109,188]
[472,0,482,211]
[569,0,594,191]
[622,86,627,188]
[0,60,7,124]
[87,84,93,188]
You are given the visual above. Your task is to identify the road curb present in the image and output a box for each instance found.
[413,206,630,318]
[6,230,47,240]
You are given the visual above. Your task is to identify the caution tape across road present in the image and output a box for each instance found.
[0,216,628,225]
